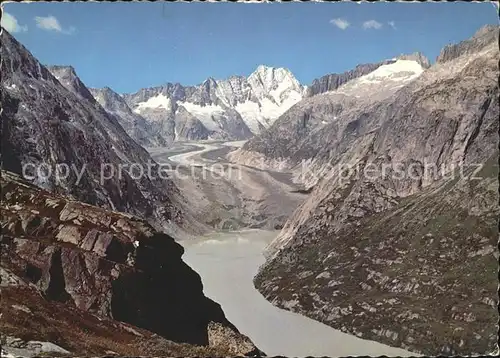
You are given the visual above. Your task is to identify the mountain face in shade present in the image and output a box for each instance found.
[436,24,498,63]
[45,65,97,103]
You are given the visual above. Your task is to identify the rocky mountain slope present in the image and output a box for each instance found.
[0,170,262,357]
[94,55,429,146]
[244,25,499,355]
[119,65,305,142]
[0,29,205,238]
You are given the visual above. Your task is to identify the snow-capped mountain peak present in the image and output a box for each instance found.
[202,77,218,88]
[251,64,294,78]
[121,65,306,139]
[234,65,305,132]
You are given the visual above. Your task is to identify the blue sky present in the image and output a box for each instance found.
[2,2,498,94]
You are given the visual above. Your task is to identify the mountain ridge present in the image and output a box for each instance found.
[89,86,169,147]
[90,54,430,145]
[0,170,263,357]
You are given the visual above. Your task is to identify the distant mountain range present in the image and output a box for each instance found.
[55,52,434,147]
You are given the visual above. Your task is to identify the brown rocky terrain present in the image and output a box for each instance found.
[1,17,498,358]
[0,170,262,357]
[240,25,500,355]
[255,157,499,355]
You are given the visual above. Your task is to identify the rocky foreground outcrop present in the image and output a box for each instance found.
[0,170,262,357]
[247,25,499,355]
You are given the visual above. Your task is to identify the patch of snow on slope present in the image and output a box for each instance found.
[281,89,303,106]
[178,101,225,131]
[358,60,424,84]
[134,94,172,113]
[336,60,424,99]
[259,99,284,122]
[235,100,266,134]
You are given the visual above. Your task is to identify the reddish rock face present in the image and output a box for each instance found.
[0,170,262,356]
